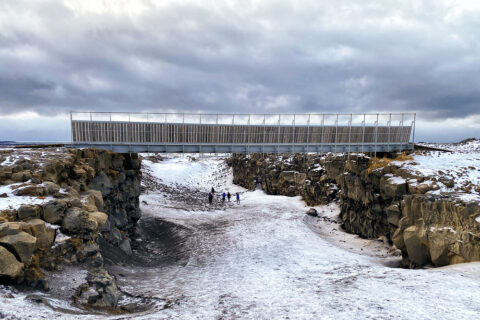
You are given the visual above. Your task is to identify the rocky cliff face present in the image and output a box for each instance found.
[0,148,141,309]
[229,153,480,268]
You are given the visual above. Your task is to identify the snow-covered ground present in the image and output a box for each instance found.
[2,154,480,319]
[392,139,480,202]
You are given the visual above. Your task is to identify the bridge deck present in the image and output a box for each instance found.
[70,112,415,153]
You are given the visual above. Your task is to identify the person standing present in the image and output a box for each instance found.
[227,192,231,202]
[222,192,226,203]
[208,192,213,204]
[211,187,215,194]
[236,192,240,204]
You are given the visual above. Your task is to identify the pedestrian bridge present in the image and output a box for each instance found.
[70,112,415,154]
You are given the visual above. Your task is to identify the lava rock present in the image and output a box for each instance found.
[17,205,41,220]
[306,208,318,217]
[42,200,67,224]
[0,246,24,280]
[0,231,36,265]
[27,219,56,250]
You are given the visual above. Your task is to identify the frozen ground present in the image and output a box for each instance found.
[394,139,480,202]
[2,154,480,319]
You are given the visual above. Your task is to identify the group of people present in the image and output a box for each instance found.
[208,187,240,205]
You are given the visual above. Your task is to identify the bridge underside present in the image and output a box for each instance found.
[69,142,412,153]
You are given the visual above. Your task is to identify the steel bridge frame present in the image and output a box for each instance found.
[69,112,416,154]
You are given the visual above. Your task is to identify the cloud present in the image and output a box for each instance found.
[0,0,479,141]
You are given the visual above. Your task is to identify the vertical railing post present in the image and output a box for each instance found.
[334,114,338,153]
[412,113,416,151]
[183,113,185,154]
[306,114,310,155]
[375,113,379,158]
[108,112,112,145]
[263,114,266,156]
[348,113,352,159]
[232,114,235,148]
[321,114,325,154]
[89,112,92,147]
[292,114,296,154]
[400,113,404,146]
[70,112,73,144]
[362,114,365,155]
[246,114,250,155]
[216,114,219,146]
[388,113,391,153]
[277,114,281,154]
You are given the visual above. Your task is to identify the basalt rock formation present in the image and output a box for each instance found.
[229,153,480,268]
[0,148,141,309]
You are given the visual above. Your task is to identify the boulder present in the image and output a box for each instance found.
[88,212,108,228]
[17,205,41,220]
[306,208,318,217]
[279,171,296,183]
[83,190,104,211]
[0,231,37,265]
[13,185,46,197]
[62,207,98,237]
[403,226,430,266]
[392,228,405,250]
[72,166,87,179]
[409,183,431,195]
[119,239,132,256]
[107,227,123,245]
[0,246,24,280]
[380,176,408,200]
[42,200,67,224]
[76,269,120,308]
[11,171,31,183]
[0,222,32,237]
[295,172,307,185]
[43,182,60,195]
[27,219,56,250]
[386,204,401,227]
[427,228,458,267]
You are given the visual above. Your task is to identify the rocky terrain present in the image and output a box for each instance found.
[229,139,480,268]
[2,151,480,319]
[0,147,141,311]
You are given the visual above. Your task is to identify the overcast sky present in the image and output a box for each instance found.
[1,0,479,142]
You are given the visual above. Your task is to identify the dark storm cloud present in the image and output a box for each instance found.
[0,0,479,123]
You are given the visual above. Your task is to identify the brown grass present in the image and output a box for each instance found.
[367,153,413,174]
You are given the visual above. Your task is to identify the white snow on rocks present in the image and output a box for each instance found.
[0,183,52,211]
[396,139,480,202]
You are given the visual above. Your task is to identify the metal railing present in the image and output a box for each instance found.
[70,112,416,154]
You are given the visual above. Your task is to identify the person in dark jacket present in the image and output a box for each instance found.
[208,192,213,204]
[236,192,240,204]
[211,187,215,193]
[227,192,231,202]
[222,192,226,202]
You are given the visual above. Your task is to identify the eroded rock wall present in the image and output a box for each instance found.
[229,154,480,268]
[0,148,141,308]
